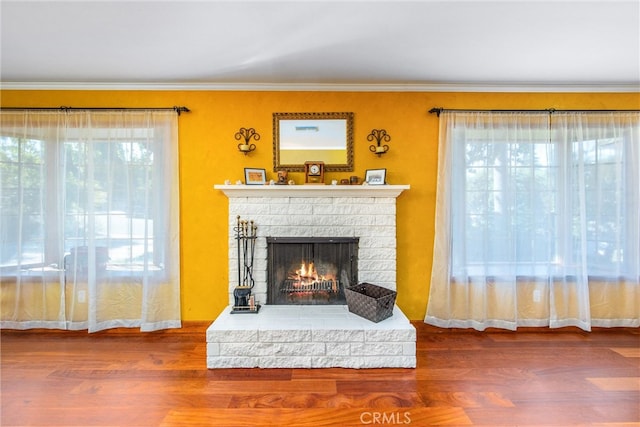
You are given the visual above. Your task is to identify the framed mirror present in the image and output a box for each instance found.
[273,112,354,172]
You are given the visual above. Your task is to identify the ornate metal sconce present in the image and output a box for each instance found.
[367,129,390,157]
[235,127,260,155]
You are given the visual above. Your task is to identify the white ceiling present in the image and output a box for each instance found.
[1,0,639,91]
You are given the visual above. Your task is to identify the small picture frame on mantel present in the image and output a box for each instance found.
[244,168,267,185]
[365,168,387,185]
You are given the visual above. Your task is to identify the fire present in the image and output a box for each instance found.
[296,262,318,280]
[288,261,337,291]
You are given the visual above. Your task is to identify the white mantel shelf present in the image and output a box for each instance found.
[214,184,410,198]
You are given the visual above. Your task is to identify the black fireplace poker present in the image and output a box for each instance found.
[231,215,260,314]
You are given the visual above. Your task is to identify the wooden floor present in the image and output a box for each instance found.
[1,322,638,427]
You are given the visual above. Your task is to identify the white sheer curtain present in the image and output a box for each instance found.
[1,110,181,332]
[425,111,639,331]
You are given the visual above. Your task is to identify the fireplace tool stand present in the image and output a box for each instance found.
[231,216,260,314]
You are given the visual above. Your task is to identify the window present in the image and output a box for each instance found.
[427,111,639,331]
[574,137,629,276]
[0,110,181,331]
[454,127,557,277]
[449,113,638,279]
[0,137,46,268]
[0,112,175,275]
[61,134,164,275]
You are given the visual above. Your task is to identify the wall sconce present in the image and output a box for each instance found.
[367,129,390,157]
[235,127,260,155]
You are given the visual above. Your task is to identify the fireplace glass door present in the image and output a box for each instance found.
[267,237,358,305]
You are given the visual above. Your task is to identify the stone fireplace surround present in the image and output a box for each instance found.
[208,184,414,369]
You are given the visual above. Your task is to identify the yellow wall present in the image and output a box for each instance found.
[2,90,638,320]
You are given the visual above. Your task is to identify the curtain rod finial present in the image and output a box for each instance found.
[174,106,190,116]
[428,107,443,117]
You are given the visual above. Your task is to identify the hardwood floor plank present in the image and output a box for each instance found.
[414,367,537,381]
[291,367,416,381]
[592,423,640,426]
[419,391,515,408]
[587,377,640,391]
[2,393,234,411]
[422,347,636,369]
[611,347,640,358]
[0,406,168,427]
[416,377,600,394]
[0,377,85,396]
[206,368,293,381]
[46,368,210,380]
[466,401,640,426]
[159,407,471,427]
[206,380,337,394]
[227,392,424,408]
[336,379,418,394]
[505,389,640,405]
[68,378,211,395]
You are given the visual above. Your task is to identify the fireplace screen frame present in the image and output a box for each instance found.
[266,237,359,305]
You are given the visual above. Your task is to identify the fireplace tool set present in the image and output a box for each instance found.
[231,215,260,313]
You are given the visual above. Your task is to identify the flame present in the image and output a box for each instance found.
[297,262,318,280]
[289,261,336,286]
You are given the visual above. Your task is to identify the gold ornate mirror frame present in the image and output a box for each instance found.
[273,112,354,172]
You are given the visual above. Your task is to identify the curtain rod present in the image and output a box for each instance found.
[0,106,191,116]
[428,107,640,117]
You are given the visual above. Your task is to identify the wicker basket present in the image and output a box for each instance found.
[345,283,396,323]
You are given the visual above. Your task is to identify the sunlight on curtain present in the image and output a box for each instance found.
[425,111,639,331]
[0,110,181,332]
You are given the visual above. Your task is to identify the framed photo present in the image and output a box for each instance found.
[244,168,267,185]
[365,168,386,185]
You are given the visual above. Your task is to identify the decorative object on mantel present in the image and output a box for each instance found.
[276,170,288,185]
[367,129,391,157]
[232,216,260,314]
[304,161,325,184]
[235,127,260,155]
[244,168,266,185]
[365,168,387,185]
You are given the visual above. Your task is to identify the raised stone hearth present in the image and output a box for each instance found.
[206,305,416,368]
[210,184,413,369]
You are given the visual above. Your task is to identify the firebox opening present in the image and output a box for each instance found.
[267,237,359,305]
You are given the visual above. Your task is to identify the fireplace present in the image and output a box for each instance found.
[209,185,415,369]
[267,237,358,305]
[215,185,409,306]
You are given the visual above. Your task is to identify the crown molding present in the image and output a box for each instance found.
[1,81,638,93]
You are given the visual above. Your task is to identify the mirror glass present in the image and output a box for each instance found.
[273,112,354,172]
